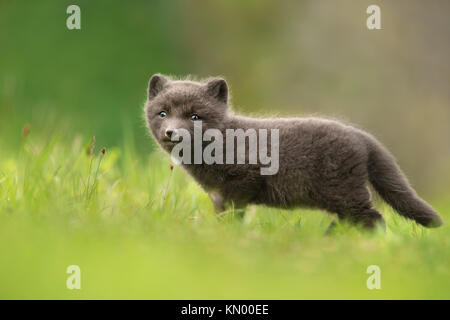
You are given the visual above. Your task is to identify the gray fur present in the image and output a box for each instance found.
[145,74,443,229]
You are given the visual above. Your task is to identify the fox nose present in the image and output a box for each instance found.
[165,129,174,139]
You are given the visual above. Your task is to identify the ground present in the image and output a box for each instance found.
[0,131,449,299]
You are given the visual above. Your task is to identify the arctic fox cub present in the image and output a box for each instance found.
[145,74,443,230]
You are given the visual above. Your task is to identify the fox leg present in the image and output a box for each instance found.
[324,186,385,230]
[324,220,338,235]
[209,191,225,213]
[346,207,386,230]
[208,192,246,219]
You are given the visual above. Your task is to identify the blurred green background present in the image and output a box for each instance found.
[1,0,450,300]
[1,0,450,196]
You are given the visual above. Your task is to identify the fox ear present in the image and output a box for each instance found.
[148,74,168,99]
[205,78,228,104]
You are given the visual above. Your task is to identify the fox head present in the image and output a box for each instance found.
[145,74,229,152]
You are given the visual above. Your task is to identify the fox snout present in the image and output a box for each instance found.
[165,129,175,139]
[159,118,186,141]
[162,127,183,141]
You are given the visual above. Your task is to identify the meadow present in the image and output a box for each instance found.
[1,0,449,300]
[0,125,449,299]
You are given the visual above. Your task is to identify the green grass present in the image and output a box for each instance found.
[0,128,449,299]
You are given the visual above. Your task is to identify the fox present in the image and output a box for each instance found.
[144,74,443,230]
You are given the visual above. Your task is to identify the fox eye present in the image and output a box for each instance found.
[190,114,200,121]
[159,111,167,118]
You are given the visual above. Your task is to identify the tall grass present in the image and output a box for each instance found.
[0,126,449,299]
